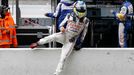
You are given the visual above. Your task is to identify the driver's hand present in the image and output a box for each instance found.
[60,26,65,33]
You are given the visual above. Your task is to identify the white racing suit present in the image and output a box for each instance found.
[37,13,89,75]
[113,1,133,47]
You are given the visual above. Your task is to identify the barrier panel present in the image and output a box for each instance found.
[0,48,134,75]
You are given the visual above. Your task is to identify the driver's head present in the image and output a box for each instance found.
[0,5,10,18]
[73,1,87,18]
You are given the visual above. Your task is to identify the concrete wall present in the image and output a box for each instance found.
[0,48,134,75]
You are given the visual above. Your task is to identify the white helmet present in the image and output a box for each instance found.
[73,1,87,18]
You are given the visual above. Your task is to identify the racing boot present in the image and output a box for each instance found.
[30,42,38,49]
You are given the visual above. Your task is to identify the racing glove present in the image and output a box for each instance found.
[74,43,82,51]
[45,13,54,18]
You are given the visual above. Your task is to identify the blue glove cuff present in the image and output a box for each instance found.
[46,13,55,18]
